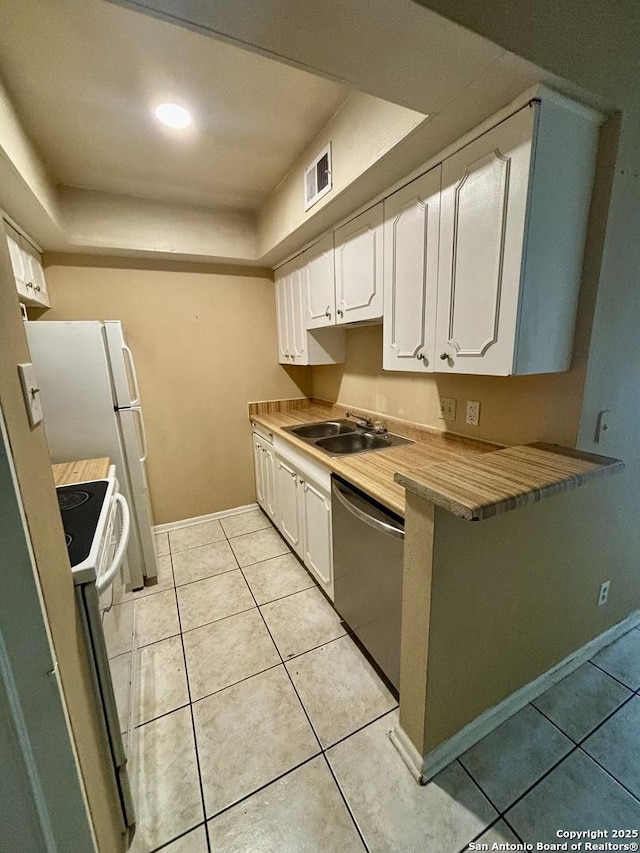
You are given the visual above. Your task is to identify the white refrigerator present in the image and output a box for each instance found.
[25,320,157,588]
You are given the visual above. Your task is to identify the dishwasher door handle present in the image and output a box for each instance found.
[332,480,404,540]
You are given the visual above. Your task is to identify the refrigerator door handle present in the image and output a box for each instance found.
[132,407,148,463]
[121,343,141,406]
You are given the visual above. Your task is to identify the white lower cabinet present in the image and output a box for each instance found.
[276,455,303,556]
[301,478,333,597]
[271,436,334,600]
[253,428,276,523]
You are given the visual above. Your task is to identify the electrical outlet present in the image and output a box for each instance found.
[466,400,481,427]
[439,397,457,420]
[598,580,610,607]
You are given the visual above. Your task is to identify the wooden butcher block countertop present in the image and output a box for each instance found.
[52,458,111,486]
[249,399,500,518]
[250,399,623,520]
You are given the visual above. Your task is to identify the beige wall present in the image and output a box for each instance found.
[424,471,638,751]
[42,256,311,525]
[59,187,257,263]
[313,324,587,447]
[0,227,122,848]
[258,91,427,259]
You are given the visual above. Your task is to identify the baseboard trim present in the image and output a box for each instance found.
[389,724,426,785]
[393,610,640,784]
[153,503,260,534]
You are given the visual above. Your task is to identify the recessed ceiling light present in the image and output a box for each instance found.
[154,103,192,129]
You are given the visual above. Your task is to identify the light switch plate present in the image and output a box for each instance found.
[595,410,611,444]
[17,363,43,428]
[439,397,457,420]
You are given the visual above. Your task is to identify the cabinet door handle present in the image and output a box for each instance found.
[337,308,344,317]
[439,352,449,361]
[325,309,331,319]
[417,352,424,360]
[299,478,305,485]
[35,285,41,292]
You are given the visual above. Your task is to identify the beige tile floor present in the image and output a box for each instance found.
[117,509,640,852]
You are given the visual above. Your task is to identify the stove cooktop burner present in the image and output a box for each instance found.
[56,481,109,568]
[58,490,91,512]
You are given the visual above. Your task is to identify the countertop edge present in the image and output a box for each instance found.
[395,444,625,521]
[249,404,499,518]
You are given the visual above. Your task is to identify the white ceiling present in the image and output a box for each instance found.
[0,0,348,210]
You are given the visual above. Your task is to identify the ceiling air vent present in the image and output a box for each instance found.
[304,143,332,211]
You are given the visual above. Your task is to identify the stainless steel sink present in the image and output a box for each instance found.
[315,432,395,454]
[289,420,357,439]
[283,419,413,456]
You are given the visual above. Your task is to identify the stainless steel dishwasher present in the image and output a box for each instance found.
[331,475,404,692]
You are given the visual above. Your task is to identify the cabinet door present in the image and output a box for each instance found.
[275,276,290,363]
[5,224,31,301]
[22,244,50,308]
[276,456,302,555]
[383,167,441,372]
[287,268,307,365]
[436,107,534,375]
[334,202,384,324]
[253,437,266,508]
[301,478,333,600]
[262,444,277,522]
[303,233,335,329]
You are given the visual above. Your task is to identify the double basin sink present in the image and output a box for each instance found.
[283,419,413,457]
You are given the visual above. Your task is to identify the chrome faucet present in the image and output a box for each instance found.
[345,411,387,434]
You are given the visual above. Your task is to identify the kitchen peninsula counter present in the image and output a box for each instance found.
[249,398,621,520]
[249,398,499,517]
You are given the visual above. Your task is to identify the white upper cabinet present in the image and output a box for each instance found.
[302,233,335,329]
[275,276,290,362]
[383,166,441,372]
[436,96,599,375]
[274,90,599,376]
[286,267,306,364]
[334,202,384,325]
[275,251,345,366]
[5,222,50,308]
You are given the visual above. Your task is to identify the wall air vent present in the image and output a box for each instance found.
[304,143,332,211]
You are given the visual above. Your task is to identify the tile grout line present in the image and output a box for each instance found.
[589,658,639,692]
[574,743,640,807]
[150,819,208,853]
[455,761,525,849]
[321,706,398,752]
[204,754,322,824]
[460,690,640,840]
[237,558,374,852]
[533,687,637,751]
[169,520,387,850]
[319,753,372,853]
[170,581,213,853]
[189,662,283,708]
[454,815,519,853]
